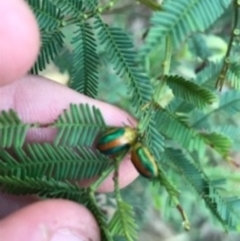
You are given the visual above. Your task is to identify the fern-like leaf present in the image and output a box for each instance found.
[27,0,65,74]
[192,90,240,128]
[140,0,231,56]
[155,163,180,199]
[94,17,153,113]
[0,144,112,181]
[53,104,106,146]
[190,33,212,60]
[218,90,240,115]
[108,201,138,241]
[0,110,31,148]
[51,0,84,17]
[227,61,240,89]
[145,114,165,160]
[199,132,233,159]
[26,0,63,30]
[190,109,211,129]
[212,125,240,150]
[31,30,65,74]
[51,0,98,18]
[164,148,240,230]
[166,75,217,109]
[0,175,87,201]
[195,61,223,89]
[70,22,99,97]
[155,108,205,153]
[167,98,195,113]
[54,48,73,73]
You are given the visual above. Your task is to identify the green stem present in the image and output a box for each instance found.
[215,0,240,90]
[154,35,172,103]
[162,35,172,76]
[113,159,121,200]
[87,190,114,241]
[90,149,129,192]
[156,165,190,230]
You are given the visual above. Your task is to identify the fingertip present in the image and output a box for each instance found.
[0,199,100,241]
[0,0,40,86]
[0,76,138,142]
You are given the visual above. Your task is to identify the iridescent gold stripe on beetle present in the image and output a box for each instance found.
[96,127,137,156]
[131,142,158,178]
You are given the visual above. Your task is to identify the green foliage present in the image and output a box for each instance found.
[194,61,223,89]
[191,90,240,128]
[163,148,240,231]
[70,22,99,97]
[166,75,217,109]
[227,61,240,89]
[213,125,240,150]
[189,33,212,60]
[31,30,65,74]
[86,191,114,241]
[0,110,32,148]
[199,131,233,158]
[94,17,153,115]
[53,103,107,146]
[0,175,87,199]
[154,163,180,207]
[155,107,206,153]
[140,0,231,57]
[51,0,85,17]
[27,0,65,74]
[2,0,240,240]
[54,48,73,73]
[218,90,240,116]
[109,201,138,241]
[0,174,112,240]
[0,144,112,181]
[145,113,165,160]
[27,0,63,31]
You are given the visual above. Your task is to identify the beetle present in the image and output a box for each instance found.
[131,142,158,178]
[96,127,137,156]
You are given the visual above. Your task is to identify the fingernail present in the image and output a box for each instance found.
[50,228,87,241]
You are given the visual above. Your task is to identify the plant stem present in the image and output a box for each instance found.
[162,35,172,76]
[90,166,115,191]
[154,35,172,103]
[90,149,129,191]
[215,0,240,90]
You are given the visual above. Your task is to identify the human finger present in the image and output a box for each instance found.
[0,75,139,192]
[0,199,100,241]
[0,0,40,86]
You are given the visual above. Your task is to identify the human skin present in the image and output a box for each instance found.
[0,0,139,240]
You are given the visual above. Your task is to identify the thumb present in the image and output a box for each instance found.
[0,200,100,241]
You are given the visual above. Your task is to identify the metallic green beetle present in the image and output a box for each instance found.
[96,127,137,156]
[131,142,158,178]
